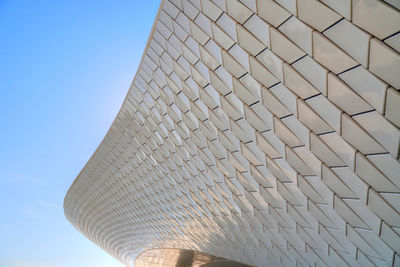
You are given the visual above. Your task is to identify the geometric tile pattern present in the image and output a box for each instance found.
[64,0,400,266]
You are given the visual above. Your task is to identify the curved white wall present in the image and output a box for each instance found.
[64,0,400,266]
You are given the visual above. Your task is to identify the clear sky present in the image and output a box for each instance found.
[0,0,159,266]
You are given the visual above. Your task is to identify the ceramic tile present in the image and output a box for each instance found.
[319,132,355,169]
[368,189,400,227]
[211,23,235,50]
[249,56,279,88]
[262,87,291,118]
[353,111,400,157]
[385,88,400,128]
[297,99,333,134]
[297,0,342,32]
[274,117,303,147]
[278,16,313,55]
[183,0,200,20]
[256,49,284,81]
[339,66,388,114]
[221,49,247,78]
[256,0,291,27]
[227,0,253,24]
[292,56,328,95]
[369,38,400,89]
[283,63,319,99]
[216,13,238,41]
[236,24,266,56]
[191,22,210,45]
[324,19,371,67]
[332,167,369,203]
[321,165,356,198]
[270,83,298,115]
[270,28,306,64]
[313,31,358,75]
[310,133,345,167]
[341,113,386,154]
[353,0,400,39]
[201,0,223,21]
[306,94,341,133]
[367,153,400,190]
[281,115,309,146]
[243,14,270,47]
[327,73,373,115]
[320,0,351,20]
[276,0,297,15]
[384,33,400,53]
[229,44,250,71]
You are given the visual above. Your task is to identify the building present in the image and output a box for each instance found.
[64,0,400,266]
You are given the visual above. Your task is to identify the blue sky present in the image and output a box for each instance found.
[0,0,159,266]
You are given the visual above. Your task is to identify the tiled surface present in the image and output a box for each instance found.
[64,0,400,266]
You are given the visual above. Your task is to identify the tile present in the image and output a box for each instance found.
[332,167,369,203]
[310,132,345,167]
[368,189,400,227]
[256,0,291,27]
[292,56,327,95]
[384,33,400,53]
[256,49,284,81]
[324,19,371,67]
[369,38,400,89]
[275,0,297,15]
[227,0,253,24]
[282,115,309,146]
[334,196,369,229]
[216,13,238,41]
[321,165,356,198]
[319,132,355,169]
[183,0,200,20]
[243,14,270,47]
[236,24,266,56]
[339,66,388,114]
[270,83,297,115]
[297,0,342,32]
[270,28,306,64]
[262,87,291,118]
[353,111,400,157]
[249,56,279,88]
[341,114,386,155]
[380,222,400,254]
[283,63,319,99]
[211,23,235,50]
[320,0,351,20]
[327,73,373,116]
[221,49,247,78]
[274,117,303,147]
[367,153,400,190]
[201,0,223,21]
[297,99,333,134]
[313,31,358,75]
[233,77,260,105]
[306,94,341,133]
[229,44,250,71]
[353,0,400,39]
[380,193,400,214]
[191,22,210,45]
[195,13,213,36]
[386,88,400,129]
[355,153,399,193]
[278,16,313,55]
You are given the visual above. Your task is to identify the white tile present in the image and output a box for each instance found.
[384,33,400,53]
[369,38,400,89]
[327,73,373,115]
[341,114,386,154]
[274,117,303,147]
[201,0,223,21]
[306,94,341,133]
[353,111,400,157]
[282,116,310,146]
[297,99,333,134]
[353,0,400,39]
[270,83,297,115]
[236,24,266,56]
[243,14,270,47]
[385,88,400,128]
[227,0,253,24]
[240,0,257,12]
[367,153,400,190]
[320,132,355,169]
[256,49,284,81]
[256,0,291,27]
[368,189,400,227]
[283,63,319,99]
[276,0,297,15]
[249,56,279,88]
[297,0,342,32]
[332,166,369,203]
[221,49,247,78]
[324,19,371,67]
[216,13,238,41]
[270,28,306,64]
[229,44,250,71]
[292,56,327,95]
[322,165,357,198]
[195,13,213,36]
[313,31,358,75]
[310,133,345,167]
[211,23,235,50]
[278,16,313,55]
[339,66,388,114]
[320,0,351,20]
[262,87,291,118]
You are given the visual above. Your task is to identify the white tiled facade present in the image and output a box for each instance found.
[64,0,400,266]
